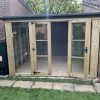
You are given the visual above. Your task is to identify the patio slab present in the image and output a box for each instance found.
[55,77,66,79]
[74,84,96,92]
[0,80,15,87]
[53,83,74,91]
[94,83,100,93]
[32,82,53,89]
[12,81,33,89]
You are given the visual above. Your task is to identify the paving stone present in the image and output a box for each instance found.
[55,77,66,79]
[53,83,74,91]
[0,80,15,87]
[46,77,56,79]
[37,77,47,79]
[94,83,100,93]
[32,82,53,89]
[13,81,33,89]
[65,78,75,79]
[74,84,96,92]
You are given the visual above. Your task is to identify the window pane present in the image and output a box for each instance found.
[36,57,48,73]
[72,58,84,74]
[72,23,86,40]
[72,41,85,57]
[36,24,47,40]
[36,41,48,55]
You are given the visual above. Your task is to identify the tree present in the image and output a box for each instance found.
[27,0,82,14]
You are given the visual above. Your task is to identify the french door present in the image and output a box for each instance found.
[68,19,91,78]
[31,22,51,75]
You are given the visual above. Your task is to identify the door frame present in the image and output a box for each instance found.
[68,19,91,79]
[5,19,92,78]
[29,22,52,75]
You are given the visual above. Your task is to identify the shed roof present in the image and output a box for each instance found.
[0,13,100,21]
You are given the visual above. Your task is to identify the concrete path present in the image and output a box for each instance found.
[0,79,100,93]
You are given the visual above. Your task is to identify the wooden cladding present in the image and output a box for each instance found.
[90,20,100,78]
[4,18,100,79]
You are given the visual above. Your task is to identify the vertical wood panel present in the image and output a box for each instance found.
[84,19,91,79]
[90,20,100,78]
[48,22,52,74]
[5,22,15,76]
[68,20,72,76]
[29,22,34,75]
[32,23,37,71]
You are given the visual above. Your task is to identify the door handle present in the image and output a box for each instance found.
[32,48,35,51]
[85,47,88,53]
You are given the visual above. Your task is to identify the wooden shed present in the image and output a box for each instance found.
[0,13,100,79]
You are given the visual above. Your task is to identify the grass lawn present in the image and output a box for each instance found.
[3,77,93,85]
[0,87,100,100]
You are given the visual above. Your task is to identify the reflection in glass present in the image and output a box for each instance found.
[36,24,47,40]
[72,23,86,40]
[36,41,48,55]
[72,41,84,57]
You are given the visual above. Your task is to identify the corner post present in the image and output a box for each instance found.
[5,22,15,76]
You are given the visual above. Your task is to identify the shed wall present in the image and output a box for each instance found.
[83,4,100,78]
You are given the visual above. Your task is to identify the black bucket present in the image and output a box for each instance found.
[0,41,9,75]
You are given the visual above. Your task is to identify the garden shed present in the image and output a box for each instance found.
[0,13,100,79]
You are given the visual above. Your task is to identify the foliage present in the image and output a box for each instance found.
[27,0,82,14]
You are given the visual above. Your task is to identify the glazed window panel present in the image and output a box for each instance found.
[36,24,47,40]
[72,41,85,57]
[37,57,48,72]
[36,41,48,55]
[72,58,84,74]
[72,23,86,40]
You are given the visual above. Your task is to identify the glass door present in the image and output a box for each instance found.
[68,19,91,78]
[32,22,51,75]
